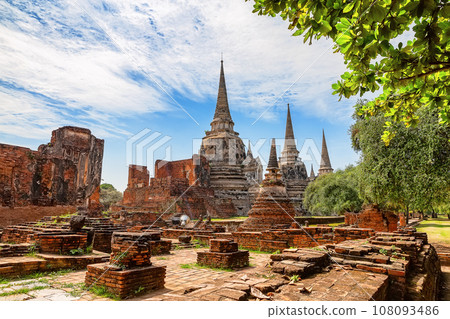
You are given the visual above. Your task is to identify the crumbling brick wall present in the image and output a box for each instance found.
[0,126,104,214]
[155,154,210,187]
[345,206,399,232]
[114,155,236,218]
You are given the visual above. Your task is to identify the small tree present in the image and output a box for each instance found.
[351,103,450,218]
[304,165,363,215]
[100,183,123,210]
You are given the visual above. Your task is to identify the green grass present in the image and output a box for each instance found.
[238,246,272,254]
[157,257,167,260]
[179,263,234,272]
[88,285,120,300]
[0,269,75,284]
[307,222,343,228]
[59,282,87,297]
[0,285,46,297]
[417,218,450,245]
[210,216,248,221]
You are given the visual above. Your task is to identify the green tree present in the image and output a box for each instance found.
[304,165,363,215]
[100,183,123,210]
[351,102,450,218]
[247,0,449,143]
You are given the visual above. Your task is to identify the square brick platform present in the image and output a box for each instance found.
[197,239,249,269]
[85,263,166,299]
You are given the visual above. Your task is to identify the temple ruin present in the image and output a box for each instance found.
[117,61,334,217]
[0,126,104,217]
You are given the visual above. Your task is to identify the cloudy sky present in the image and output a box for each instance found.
[0,0,363,191]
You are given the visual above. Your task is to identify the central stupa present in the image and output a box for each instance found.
[238,139,296,231]
[200,60,260,214]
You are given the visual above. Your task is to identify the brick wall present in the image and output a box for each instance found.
[161,226,376,252]
[345,206,399,232]
[0,126,103,215]
[113,155,236,219]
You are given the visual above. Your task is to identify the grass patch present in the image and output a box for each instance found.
[0,285,46,297]
[255,273,276,280]
[191,240,209,249]
[59,282,86,297]
[157,257,167,260]
[210,216,248,221]
[88,285,120,300]
[179,263,234,272]
[417,219,450,245]
[239,247,272,254]
[307,222,343,228]
[0,269,75,284]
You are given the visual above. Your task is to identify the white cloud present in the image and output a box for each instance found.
[0,0,352,139]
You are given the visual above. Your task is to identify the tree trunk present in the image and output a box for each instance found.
[431,207,437,219]
[405,205,409,225]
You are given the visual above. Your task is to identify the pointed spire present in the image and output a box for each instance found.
[284,103,295,141]
[267,138,279,169]
[280,103,299,166]
[247,141,253,159]
[318,129,333,175]
[213,60,232,122]
[309,164,315,178]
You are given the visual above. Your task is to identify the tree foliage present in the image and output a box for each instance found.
[351,102,450,213]
[247,0,450,143]
[100,183,123,210]
[303,165,363,215]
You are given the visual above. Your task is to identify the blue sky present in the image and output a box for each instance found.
[0,0,365,191]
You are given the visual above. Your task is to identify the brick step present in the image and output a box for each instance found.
[271,260,317,276]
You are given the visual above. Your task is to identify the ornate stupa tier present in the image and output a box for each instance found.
[238,185,296,231]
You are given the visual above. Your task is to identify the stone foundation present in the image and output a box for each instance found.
[85,263,166,299]
[197,239,249,269]
[125,227,172,255]
[110,232,153,268]
[0,253,108,278]
[37,233,87,254]
[85,231,166,299]
[0,243,31,257]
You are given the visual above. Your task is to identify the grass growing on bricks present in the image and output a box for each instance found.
[0,285,47,297]
[180,263,234,272]
[88,285,120,301]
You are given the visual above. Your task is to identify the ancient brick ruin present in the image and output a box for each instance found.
[113,157,236,219]
[0,66,445,303]
[85,232,166,299]
[113,62,336,219]
[345,205,399,232]
[0,126,104,217]
[239,139,296,231]
[197,239,249,269]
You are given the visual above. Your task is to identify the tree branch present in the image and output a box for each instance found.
[399,66,450,82]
